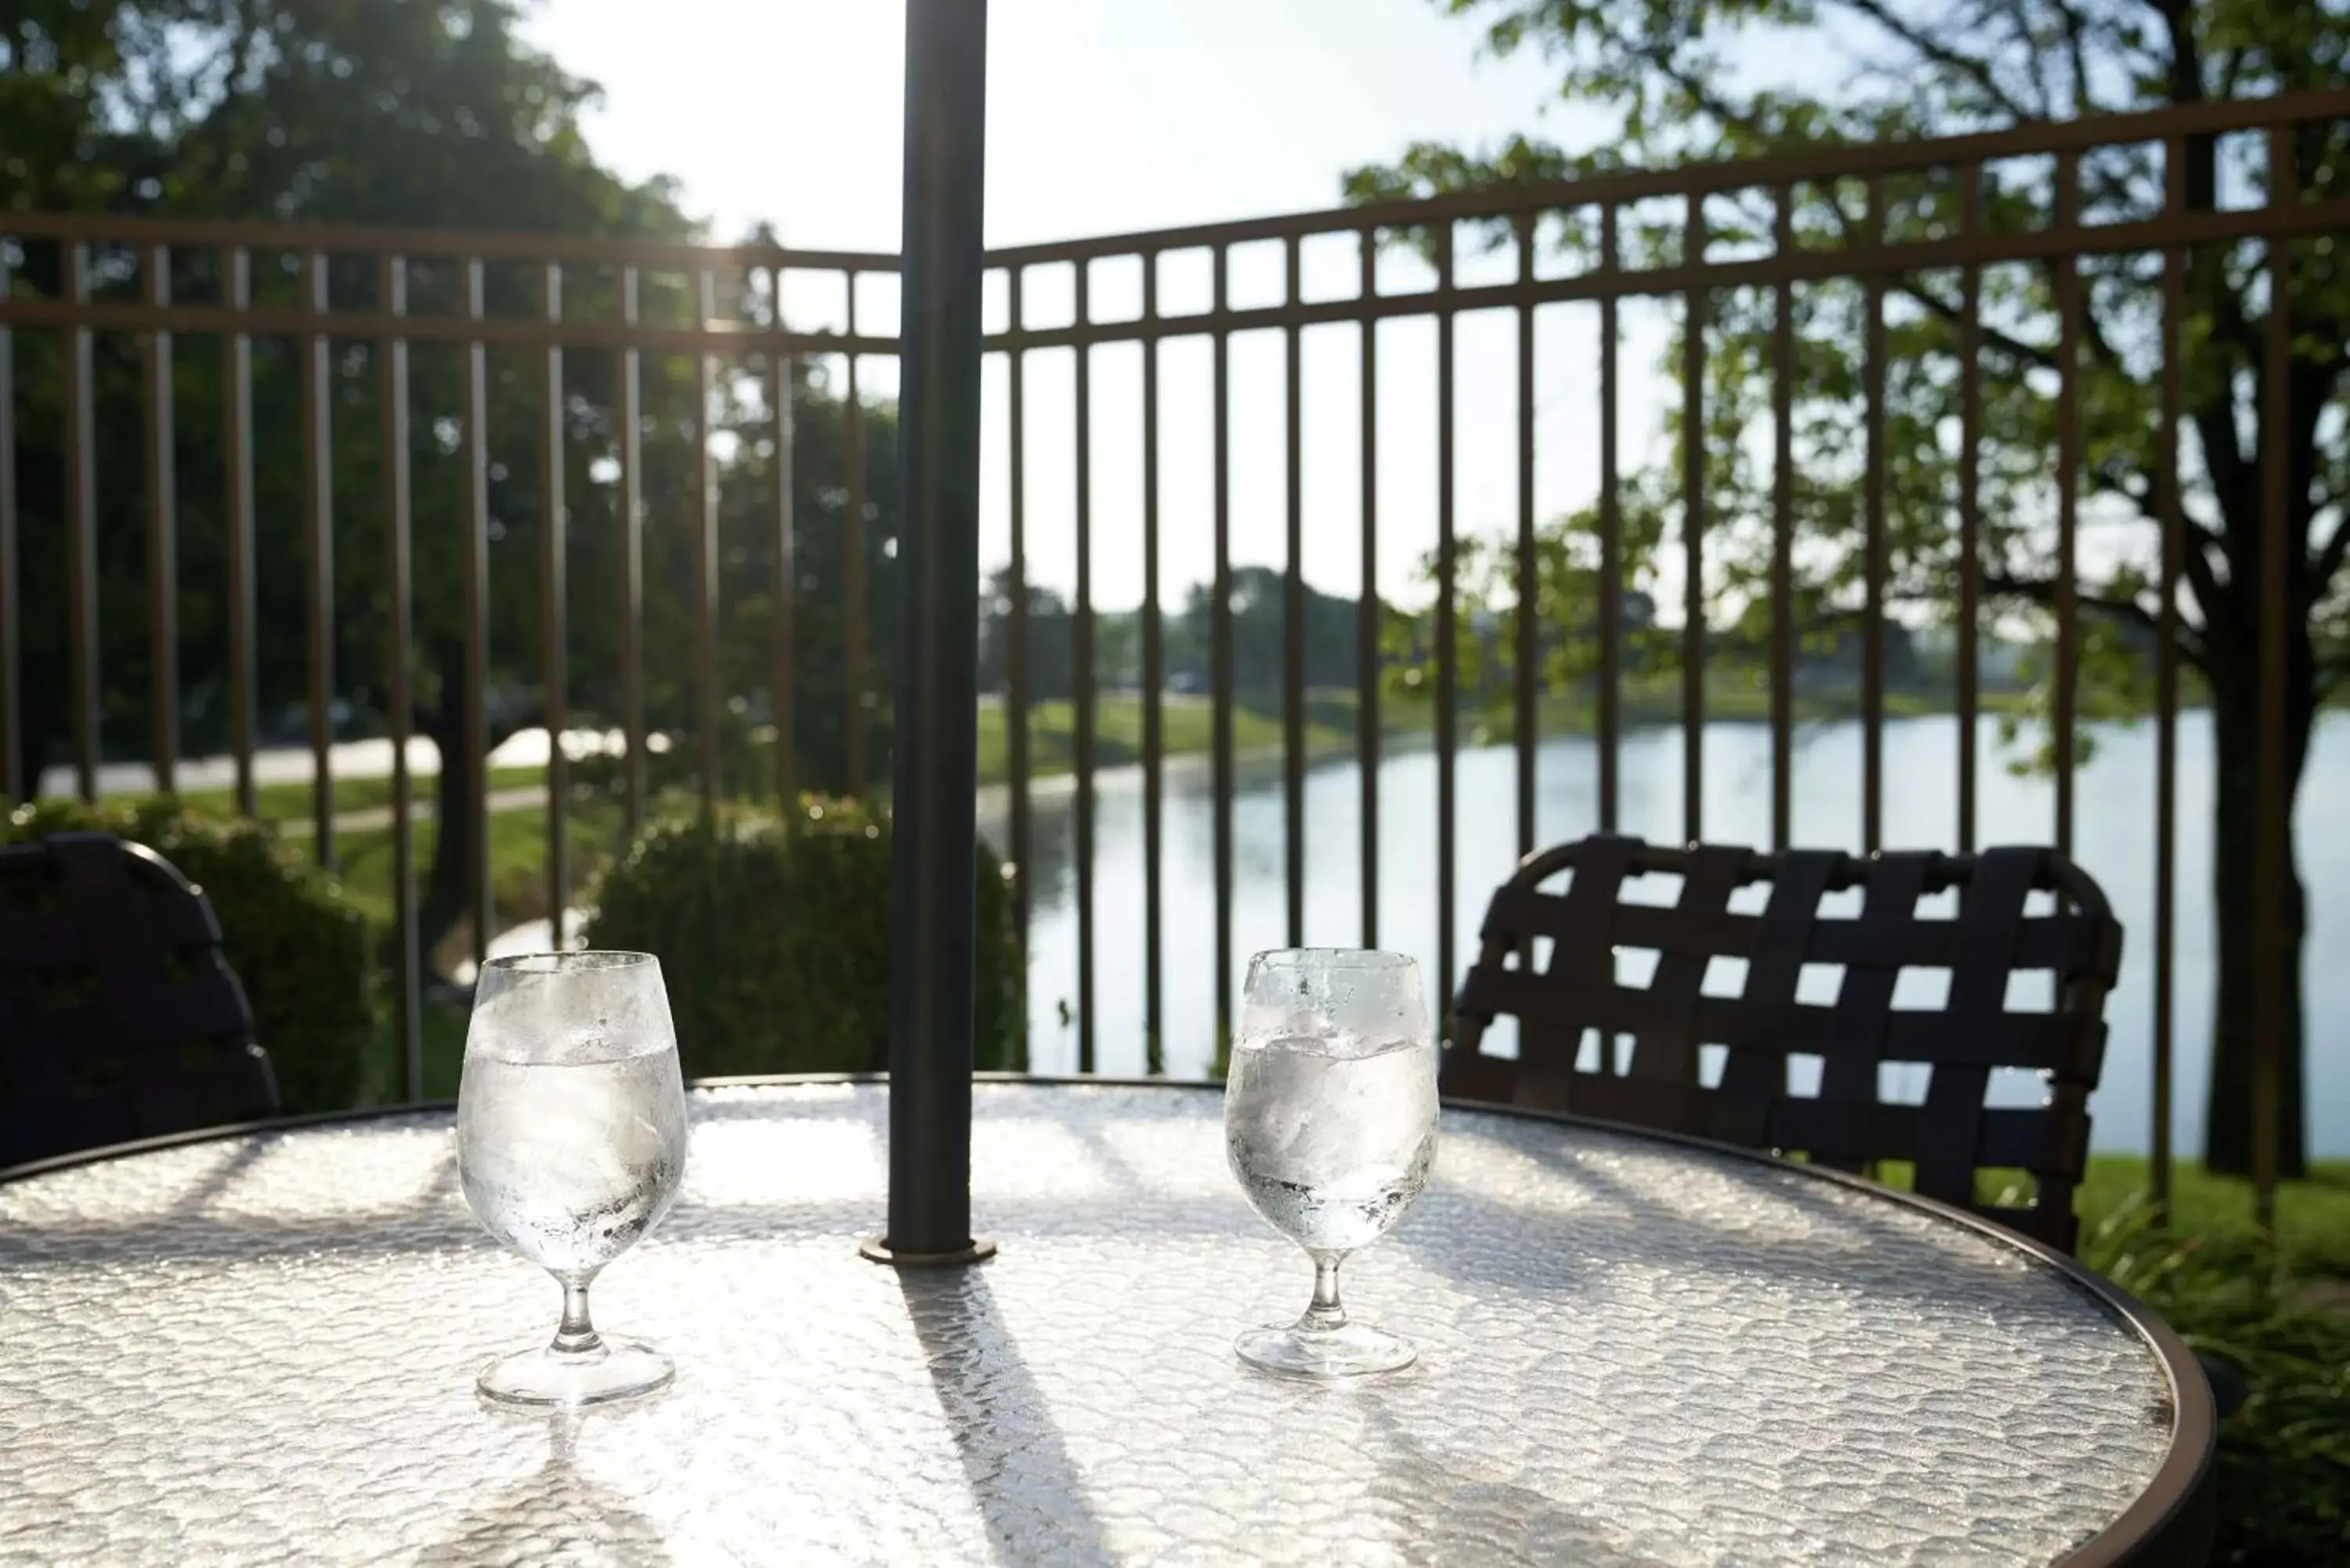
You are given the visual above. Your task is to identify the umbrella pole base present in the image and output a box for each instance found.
[859,1236,998,1269]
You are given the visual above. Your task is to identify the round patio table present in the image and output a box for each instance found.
[0,1078,2209,1566]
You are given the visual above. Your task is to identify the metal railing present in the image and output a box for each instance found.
[3,89,2345,1216]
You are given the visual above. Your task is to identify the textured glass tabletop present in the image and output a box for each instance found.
[0,1082,2190,1566]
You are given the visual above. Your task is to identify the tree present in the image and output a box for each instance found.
[977,569,1072,700]
[1350,0,2348,1175]
[3,1,892,965]
[7,0,685,944]
[1172,566,1362,699]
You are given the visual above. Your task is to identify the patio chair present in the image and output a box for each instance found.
[0,833,279,1169]
[1445,834,2123,1252]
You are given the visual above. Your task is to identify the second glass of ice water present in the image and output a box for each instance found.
[457,951,689,1406]
[1224,948,1437,1377]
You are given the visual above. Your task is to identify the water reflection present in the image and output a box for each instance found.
[986,711,2350,1160]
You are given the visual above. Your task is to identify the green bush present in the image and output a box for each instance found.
[582,800,1025,1077]
[2087,1202,2350,1566]
[4,799,381,1113]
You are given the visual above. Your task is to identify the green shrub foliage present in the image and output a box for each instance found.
[582,800,1025,1078]
[2087,1204,2350,1566]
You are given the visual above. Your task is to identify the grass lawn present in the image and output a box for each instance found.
[170,764,548,830]
[2070,1156,2350,1564]
[330,797,627,930]
[2075,1155,2350,1280]
[1867,1153,2350,1281]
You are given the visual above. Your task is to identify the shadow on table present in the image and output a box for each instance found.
[899,1266,1113,1567]
[1358,1400,1667,1568]
[419,1406,673,1568]
[161,1135,275,1220]
[1405,1122,2035,1304]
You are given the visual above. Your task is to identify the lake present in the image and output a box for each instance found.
[985,710,2350,1159]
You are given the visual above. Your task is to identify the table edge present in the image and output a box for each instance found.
[1,1071,2213,1567]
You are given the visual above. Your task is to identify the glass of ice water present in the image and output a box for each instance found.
[1224,948,1437,1378]
[457,952,689,1406]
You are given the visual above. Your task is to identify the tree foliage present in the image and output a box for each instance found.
[4,1,897,962]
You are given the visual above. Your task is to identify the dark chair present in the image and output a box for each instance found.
[0,833,278,1168]
[1446,834,2123,1252]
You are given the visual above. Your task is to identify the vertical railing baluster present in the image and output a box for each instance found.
[1212,245,1235,1060]
[2253,128,2296,1233]
[844,275,868,797]
[618,266,646,835]
[1073,263,1097,1073]
[0,256,17,804]
[143,245,178,793]
[1514,213,1538,864]
[1006,267,1032,956]
[1435,228,1459,1010]
[768,267,798,808]
[1358,226,1381,948]
[2053,153,2081,859]
[0,255,16,808]
[65,242,99,801]
[461,257,492,966]
[380,255,421,1099]
[1283,237,1307,948]
[1682,193,1707,845]
[1141,255,1165,1075]
[2152,138,2186,1221]
[222,249,258,817]
[1863,182,1887,855]
[302,251,334,858]
[1958,167,1983,854]
[1597,206,1622,833]
[694,268,721,817]
[1770,189,1795,852]
[541,262,570,943]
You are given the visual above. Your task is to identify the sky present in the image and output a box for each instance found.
[519,0,1582,251]
[516,0,1683,613]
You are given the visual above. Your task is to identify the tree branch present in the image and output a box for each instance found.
[2055,0,2102,117]
[2312,514,2350,604]
[1643,45,1764,150]
[1886,269,2063,372]
[1828,0,2038,123]
[2174,521,2232,662]
[1979,569,2209,667]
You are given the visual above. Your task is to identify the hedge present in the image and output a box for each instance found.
[581,799,1025,1077]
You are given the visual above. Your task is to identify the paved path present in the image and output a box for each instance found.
[277,786,545,836]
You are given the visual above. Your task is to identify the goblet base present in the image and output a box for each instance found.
[477,1336,674,1407]
[1235,1320,1416,1378]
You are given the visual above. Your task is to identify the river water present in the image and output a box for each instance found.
[985,710,2350,1158]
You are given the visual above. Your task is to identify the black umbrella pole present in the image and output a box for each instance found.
[866,0,994,1268]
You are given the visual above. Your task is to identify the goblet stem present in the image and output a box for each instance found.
[1299,1251,1348,1332]
[551,1274,604,1357]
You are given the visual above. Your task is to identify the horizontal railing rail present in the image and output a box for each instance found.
[5,84,2339,268]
